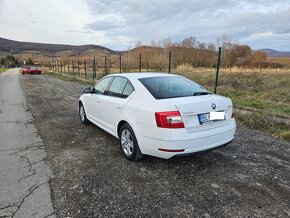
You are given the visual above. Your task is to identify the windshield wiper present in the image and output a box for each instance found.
[193,91,211,96]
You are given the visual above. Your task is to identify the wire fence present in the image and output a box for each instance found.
[46,51,176,80]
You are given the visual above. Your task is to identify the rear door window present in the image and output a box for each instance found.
[122,82,134,97]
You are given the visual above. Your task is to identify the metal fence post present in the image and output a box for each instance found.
[139,53,142,72]
[105,56,108,75]
[72,60,74,75]
[68,62,70,73]
[93,57,96,79]
[214,47,222,94]
[84,60,86,78]
[168,51,172,74]
[119,54,122,73]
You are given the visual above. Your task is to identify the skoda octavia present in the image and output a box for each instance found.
[78,73,236,160]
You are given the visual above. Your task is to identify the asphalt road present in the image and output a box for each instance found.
[0,69,55,217]
[19,72,290,217]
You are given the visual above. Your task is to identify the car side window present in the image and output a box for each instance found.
[92,77,112,95]
[122,82,134,97]
[107,77,134,98]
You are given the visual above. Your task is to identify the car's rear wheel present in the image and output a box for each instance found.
[79,103,90,125]
[119,123,143,161]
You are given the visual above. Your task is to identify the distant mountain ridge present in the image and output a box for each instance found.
[0,37,115,56]
[259,49,290,58]
[1,37,290,58]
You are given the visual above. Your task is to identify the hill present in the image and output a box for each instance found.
[0,37,116,57]
[259,49,290,58]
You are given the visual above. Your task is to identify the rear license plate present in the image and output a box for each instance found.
[198,111,225,124]
[198,113,211,124]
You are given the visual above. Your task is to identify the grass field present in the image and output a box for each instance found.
[174,67,290,140]
[0,68,9,73]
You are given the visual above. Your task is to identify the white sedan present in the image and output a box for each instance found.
[78,73,236,160]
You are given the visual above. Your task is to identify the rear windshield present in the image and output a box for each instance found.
[139,76,210,99]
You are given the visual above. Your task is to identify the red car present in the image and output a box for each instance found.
[21,66,41,75]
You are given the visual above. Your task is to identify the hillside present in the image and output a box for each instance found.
[0,37,116,57]
[260,49,290,58]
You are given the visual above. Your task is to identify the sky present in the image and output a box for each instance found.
[0,0,290,51]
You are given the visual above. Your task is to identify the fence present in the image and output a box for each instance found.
[47,51,177,80]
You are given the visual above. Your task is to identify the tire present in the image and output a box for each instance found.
[119,123,143,161]
[79,103,90,125]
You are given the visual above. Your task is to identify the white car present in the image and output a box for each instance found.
[78,73,236,160]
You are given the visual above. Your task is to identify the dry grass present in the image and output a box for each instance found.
[174,65,290,141]
[268,57,290,66]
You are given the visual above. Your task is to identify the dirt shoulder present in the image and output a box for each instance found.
[20,74,290,217]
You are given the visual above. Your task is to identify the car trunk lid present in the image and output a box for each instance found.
[161,94,233,132]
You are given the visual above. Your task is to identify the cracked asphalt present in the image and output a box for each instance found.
[0,69,55,218]
[13,70,290,217]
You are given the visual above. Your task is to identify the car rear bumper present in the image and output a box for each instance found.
[138,122,236,159]
[172,139,233,158]
[22,71,41,74]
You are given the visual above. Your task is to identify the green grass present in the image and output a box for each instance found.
[0,68,9,73]
[42,71,95,86]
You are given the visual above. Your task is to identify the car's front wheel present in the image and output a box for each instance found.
[119,123,143,161]
[79,103,90,125]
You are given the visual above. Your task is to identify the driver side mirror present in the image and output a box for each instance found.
[82,87,91,94]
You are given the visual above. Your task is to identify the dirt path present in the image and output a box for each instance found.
[20,74,290,217]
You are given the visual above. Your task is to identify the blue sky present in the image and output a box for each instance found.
[0,0,290,51]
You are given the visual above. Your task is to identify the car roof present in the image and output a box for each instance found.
[106,72,179,80]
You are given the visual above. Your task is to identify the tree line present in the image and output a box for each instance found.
[120,35,278,72]
[1,55,33,67]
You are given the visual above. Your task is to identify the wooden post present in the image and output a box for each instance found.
[78,60,80,76]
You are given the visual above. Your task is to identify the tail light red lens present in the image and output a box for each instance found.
[155,111,184,128]
[231,112,235,118]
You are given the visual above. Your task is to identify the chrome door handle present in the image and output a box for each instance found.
[116,105,123,109]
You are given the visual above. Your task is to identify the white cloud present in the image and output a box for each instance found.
[0,0,290,50]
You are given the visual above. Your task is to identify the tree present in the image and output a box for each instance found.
[4,55,19,67]
[250,51,267,72]
[26,57,33,65]
[224,45,252,68]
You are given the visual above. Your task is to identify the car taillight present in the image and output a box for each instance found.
[231,112,235,118]
[155,111,184,128]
